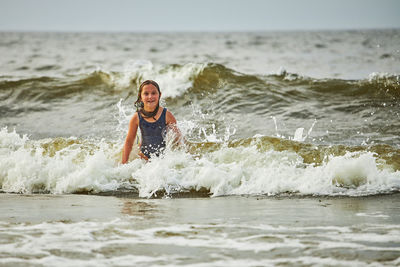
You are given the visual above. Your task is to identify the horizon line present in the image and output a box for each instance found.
[1,27,399,34]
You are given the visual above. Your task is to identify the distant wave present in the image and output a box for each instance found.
[190,64,400,99]
[1,62,398,99]
[1,63,399,118]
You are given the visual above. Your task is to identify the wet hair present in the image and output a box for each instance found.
[134,80,161,119]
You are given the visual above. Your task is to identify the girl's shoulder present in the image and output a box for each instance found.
[130,112,139,124]
[165,109,177,124]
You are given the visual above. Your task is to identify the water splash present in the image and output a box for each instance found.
[1,128,399,198]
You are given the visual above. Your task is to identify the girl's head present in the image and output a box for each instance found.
[135,80,161,113]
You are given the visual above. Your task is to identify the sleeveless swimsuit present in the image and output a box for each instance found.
[138,108,167,158]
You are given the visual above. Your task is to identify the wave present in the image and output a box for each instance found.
[187,135,400,171]
[0,61,206,100]
[1,62,399,103]
[1,128,399,198]
[189,64,400,100]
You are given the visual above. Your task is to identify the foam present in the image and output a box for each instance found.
[119,146,400,197]
[368,71,399,81]
[96,60,206,98]
[2,220,398,266]
[1,128,399,197]
[0,127,136,194]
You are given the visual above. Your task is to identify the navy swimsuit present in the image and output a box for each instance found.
[138,108,167,158]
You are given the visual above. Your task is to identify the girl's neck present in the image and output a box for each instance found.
[141,104,160,119]
[143,106,157,112]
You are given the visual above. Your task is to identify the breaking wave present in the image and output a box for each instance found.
[1,62,399,104]
[1,128,399,198]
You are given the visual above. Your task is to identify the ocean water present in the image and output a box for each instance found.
[1,30,400,266]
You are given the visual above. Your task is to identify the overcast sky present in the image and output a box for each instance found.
[1,0,399,32]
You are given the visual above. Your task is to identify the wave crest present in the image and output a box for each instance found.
[1,128,399,197]
[1,63,399,104]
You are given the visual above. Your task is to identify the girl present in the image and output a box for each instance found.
[122,80,181,163]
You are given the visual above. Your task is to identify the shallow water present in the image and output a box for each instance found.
[1,193,400,266]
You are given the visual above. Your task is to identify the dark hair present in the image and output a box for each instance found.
[135,80,161,119]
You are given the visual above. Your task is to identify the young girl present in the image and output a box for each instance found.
[122,80,181,163]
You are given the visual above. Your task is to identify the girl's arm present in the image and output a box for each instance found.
[122,113,139,164]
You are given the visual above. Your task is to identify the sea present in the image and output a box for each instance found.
[0,30,400,266]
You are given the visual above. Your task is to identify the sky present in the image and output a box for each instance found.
[0,0,399,32]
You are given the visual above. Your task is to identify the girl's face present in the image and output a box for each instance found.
[141,84,160,110]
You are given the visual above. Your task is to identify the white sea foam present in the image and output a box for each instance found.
[356,212,390,218]
[1,128,399,197]
[368,71,399,81]
[1,219,398,267]
[96,60,206,98]
[0,127,136,194]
